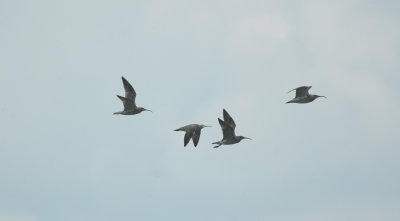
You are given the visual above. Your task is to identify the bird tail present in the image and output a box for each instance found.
[174,127,184,131]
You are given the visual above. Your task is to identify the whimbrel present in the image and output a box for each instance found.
[114,76,152,115]
[174,124,211,147]
[286,86,326,104]
[212,109,251,148]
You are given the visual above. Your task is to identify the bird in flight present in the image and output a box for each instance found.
[286,86,326,104]
[174,124,211,147]
[114,76,152,115]
[213,109,251,148]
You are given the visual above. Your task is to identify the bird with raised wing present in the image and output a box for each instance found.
[286,86,326,104]
[174,124,211,147]
[114,76,152,115]
[212,109,251,148]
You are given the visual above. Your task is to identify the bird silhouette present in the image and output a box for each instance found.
[114,76,151,115]
[286,86,326,104]
[174,124,211,147]
[213,109,251,148]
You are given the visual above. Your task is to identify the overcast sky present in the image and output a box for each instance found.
[1,0,400,220]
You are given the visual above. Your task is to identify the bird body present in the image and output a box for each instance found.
[114,76,151,115]
[286,86,326,104]
[174,124,210,147]
[213,109,251,148]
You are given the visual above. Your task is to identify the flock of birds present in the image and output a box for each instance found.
[114,76,326,148]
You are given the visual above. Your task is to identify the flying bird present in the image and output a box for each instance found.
[174,124,211,147]
[212,109,251,148]
[114,76,152,115]
[286,86,326,104]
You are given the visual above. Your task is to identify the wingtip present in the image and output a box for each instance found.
[121,76,129,83]
[223,109,230,117]
[287,88,296,93]
[116,95,125,100]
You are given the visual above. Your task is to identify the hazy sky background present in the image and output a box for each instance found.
[1,0,399,220]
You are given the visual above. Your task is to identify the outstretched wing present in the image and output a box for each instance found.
[218,118,235,140]
[121,76,137,106]
[222,109,236,129]
[116,95,136,111]
[288,86,311,98]
[192,129,201,147]
[184,131,193,147]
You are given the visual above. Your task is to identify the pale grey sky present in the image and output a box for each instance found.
[1,0,399,221]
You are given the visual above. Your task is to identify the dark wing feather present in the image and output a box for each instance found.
[192,129,201,147]
[296,86,311,97]
[184,131,193,147]
[222,109,236,129]
[218,118,235,140]
[121,77,137,106]
[288,86,310,98]
[117,95,135,110]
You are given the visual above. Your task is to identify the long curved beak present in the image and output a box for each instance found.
[319,95,327,98]
[204,125,212,128]
[144,109,152,112]
[244,137,252,140]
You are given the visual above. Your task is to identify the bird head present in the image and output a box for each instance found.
[238,136,252,142]
[315,95,327,99]
[310,95,326,101]
[139,107,152,113]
